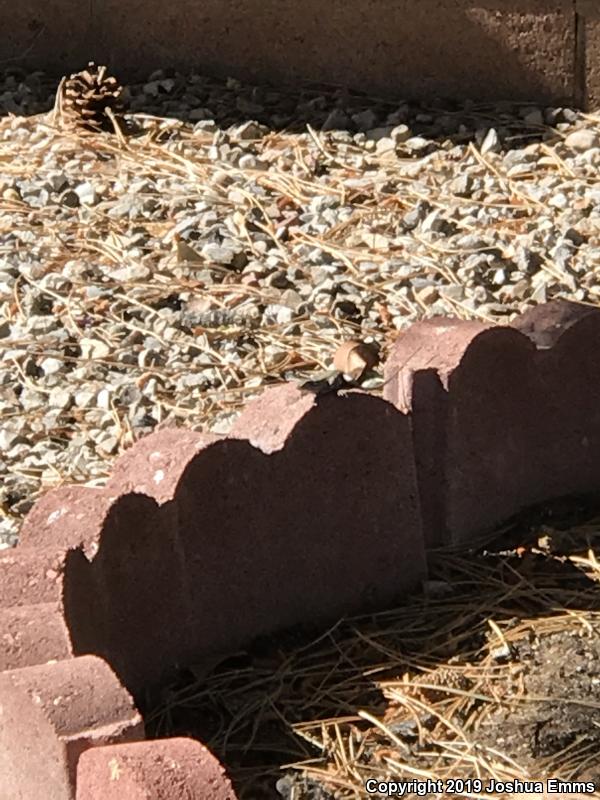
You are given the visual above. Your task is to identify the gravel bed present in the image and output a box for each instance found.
[1,67,600,547]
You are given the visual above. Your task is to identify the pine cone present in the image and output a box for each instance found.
[60,62,123,132]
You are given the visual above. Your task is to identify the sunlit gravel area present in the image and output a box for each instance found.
[1,67,600,545]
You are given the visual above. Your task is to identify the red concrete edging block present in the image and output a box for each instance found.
[76,737,237,800]
[228,383,425,620]
[0,548,78,671]
[0,602,73,671]
[105,427,218,502]
[0,545,68,607]
[509,296,599,347]
[383,317,490,549]
[0,655,143,800]
[16,387,424,697]
[18,485,118,551]
[18,431,219,550]
[384,300,600,547]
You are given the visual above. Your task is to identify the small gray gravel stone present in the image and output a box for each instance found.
[480,128,500,154]
[564,129,600,151]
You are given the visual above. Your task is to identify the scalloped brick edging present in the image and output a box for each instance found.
[18,387,426,696]
[384,299,600,546]
[3,299,600,797]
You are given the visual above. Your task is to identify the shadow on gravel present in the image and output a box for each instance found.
[142,493,600,800]
[0,66,577,151]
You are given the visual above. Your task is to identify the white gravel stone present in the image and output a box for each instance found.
[74,181,98,205]
[80,338,111,360]
[564,129,600,151]
[480,128,500,154]
[39,357,62,375]
[48,388,72,409]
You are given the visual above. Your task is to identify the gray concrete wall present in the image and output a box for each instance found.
[2,0,600,109]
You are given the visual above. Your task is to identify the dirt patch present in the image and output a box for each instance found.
[477,629,600,780]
